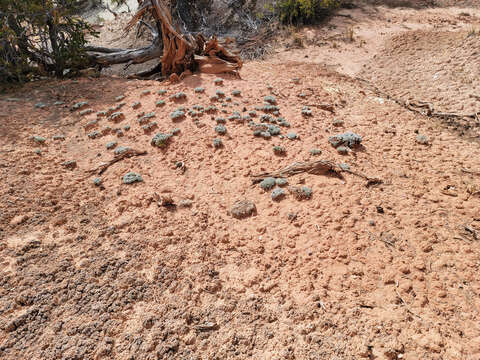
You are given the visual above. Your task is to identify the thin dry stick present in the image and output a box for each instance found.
[462,168,480,175]
[87,149,147,176]
[395,286,422,320]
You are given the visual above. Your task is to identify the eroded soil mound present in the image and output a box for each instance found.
[361,29,480,114]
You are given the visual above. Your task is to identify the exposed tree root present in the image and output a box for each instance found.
[87,0,243,78]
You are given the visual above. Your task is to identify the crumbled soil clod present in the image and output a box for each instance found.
[231,200,256,219]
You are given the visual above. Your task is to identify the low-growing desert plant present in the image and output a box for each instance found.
[0,0,98,82]
[276,0,339,25]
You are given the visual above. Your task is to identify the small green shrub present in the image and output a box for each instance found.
[277,0,339,25]
[151,133,172,148]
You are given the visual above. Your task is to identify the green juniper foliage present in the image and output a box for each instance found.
[277,0,339,25]
[0,0,98,82]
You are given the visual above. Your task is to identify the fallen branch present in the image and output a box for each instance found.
[251,160,343,184]
[86,149,147,176]
[251,160,382,184]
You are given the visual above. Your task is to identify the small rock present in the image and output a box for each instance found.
[231,200,257,219]
[93,178,102,187]
[310,149,322,155]
[286,132,298,140]
[53,135,65,141]
[337,146,349,154]
[35,102,47,109]
[276,178,288,187]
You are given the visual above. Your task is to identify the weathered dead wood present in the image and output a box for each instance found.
[87,149,147,176]
[251,160,382,185]
[88,0,242,78]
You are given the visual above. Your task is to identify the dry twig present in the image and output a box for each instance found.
[395,284,422,320]
[86,149,147,176]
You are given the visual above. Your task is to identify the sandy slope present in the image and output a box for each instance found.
[1,3,480,360]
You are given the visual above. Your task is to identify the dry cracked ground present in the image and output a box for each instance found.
[1,3,480,360]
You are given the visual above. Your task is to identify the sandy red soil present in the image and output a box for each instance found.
[1,2,480,360]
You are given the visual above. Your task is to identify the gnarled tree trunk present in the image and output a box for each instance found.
[87,0,243,79]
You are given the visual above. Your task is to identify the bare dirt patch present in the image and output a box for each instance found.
[1,3,480,360]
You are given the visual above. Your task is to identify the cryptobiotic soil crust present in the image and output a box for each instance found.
[1,3,480,360]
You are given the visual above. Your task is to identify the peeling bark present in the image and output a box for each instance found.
[87,0,242,78]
